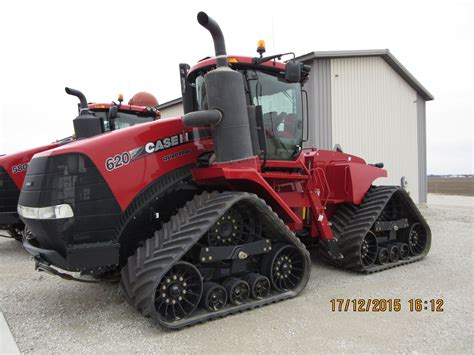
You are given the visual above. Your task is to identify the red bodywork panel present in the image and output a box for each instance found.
[0,143,61,188]
[35,117,212,211]
[191,148,387,239]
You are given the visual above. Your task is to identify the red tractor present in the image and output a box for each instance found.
[18,12,430,328]
[0,89,159,241]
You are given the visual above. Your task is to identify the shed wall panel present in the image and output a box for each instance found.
[159,103,184,119]
[303,59,332,149]
[330,57,420,203]
[417,94,427,203]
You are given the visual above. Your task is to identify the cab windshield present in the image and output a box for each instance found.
[92,109,155,131]
[194,69,303,160]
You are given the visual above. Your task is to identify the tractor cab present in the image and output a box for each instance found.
[88,105,158,132]
[181,51,309,161]
[66,88,159,139]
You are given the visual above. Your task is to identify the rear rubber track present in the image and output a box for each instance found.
[327,186,431,273]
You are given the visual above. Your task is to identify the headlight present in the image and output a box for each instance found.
[18,204,74,219]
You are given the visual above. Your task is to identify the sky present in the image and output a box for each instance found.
[0,0,472,174]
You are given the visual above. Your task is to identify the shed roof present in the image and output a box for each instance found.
[158,97,183,109]
[296,49,434,100]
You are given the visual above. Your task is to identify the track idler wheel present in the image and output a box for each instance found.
[360,231,378,266]
[397,243,410,259]
[262,244,305,292]
[387,244,400,262]
[223,278,250,305]
[155,262,203,322]
[201,282,227,311]
[377,247,389,264]
[244,273,271,299]
[402,222,428,256]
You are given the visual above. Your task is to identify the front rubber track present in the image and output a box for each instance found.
[120,191,311,329]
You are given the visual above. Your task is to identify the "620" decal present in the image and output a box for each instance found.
[105,152,131,171]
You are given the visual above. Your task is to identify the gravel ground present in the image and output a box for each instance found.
[0,194,472,354]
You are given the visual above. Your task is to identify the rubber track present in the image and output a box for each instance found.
[329,186,431,273]
[120,191,311,329]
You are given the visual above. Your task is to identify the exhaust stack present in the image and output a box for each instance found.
[65,87,88,111]
[197,12,228,68]
[182,12,254,162]
[65,87,103,139]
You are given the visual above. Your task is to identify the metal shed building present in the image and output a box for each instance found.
[158,49,433,203]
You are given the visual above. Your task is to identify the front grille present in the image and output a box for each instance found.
[0,166,20,213]
[19,153,122,255]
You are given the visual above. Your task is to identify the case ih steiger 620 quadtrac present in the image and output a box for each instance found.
[18,12,430,328]
[0,89,159,241]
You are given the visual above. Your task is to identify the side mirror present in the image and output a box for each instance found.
[285,61,301,83]
[179,63,190,95]
[109,106,119,120]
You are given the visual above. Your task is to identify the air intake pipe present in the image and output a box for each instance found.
[182,12,254,162]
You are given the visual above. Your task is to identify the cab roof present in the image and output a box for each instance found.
[88,103,160,117]
[188,55,286,81]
